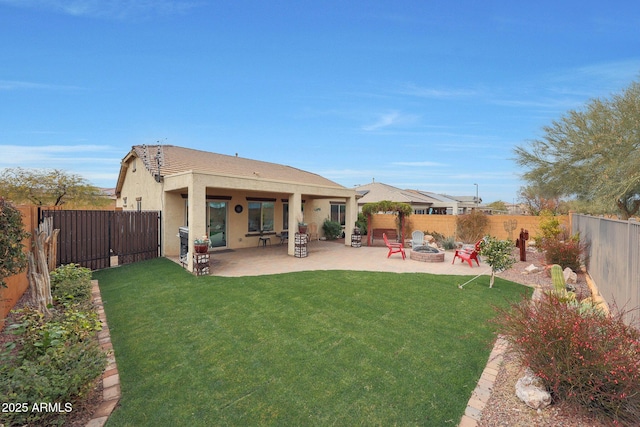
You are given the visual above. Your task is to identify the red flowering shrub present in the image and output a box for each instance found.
[540,236,584,271]
[494,293,640,425]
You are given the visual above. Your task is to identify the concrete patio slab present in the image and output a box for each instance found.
[202,240,492,278]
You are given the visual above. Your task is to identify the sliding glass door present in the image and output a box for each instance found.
[207,202,227,248]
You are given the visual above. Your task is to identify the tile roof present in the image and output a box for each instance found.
[130,145,345,188]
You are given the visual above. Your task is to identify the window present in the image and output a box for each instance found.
[330,203,346,226]
[136,197,142,212]
[248,201,274,232]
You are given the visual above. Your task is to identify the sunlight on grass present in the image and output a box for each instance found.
[94,258,529,426]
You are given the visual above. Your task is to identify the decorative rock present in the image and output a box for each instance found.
[563,267,577,284]
[515,368,551,409]
[524,264,542,274]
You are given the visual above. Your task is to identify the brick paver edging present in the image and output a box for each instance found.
[86,280,120,427]
[458,337,508,427]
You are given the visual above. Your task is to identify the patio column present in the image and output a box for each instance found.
[287,192,302,256]
[187,177,207,271]
[343,194,358,247]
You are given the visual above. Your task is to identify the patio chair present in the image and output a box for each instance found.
[452,240,482,267]
[411,230,424,248]
[307,222,319,241]
[383,232,406,260]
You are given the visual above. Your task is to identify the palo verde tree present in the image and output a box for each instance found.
[514,79,640,219]
[0,167,110,207]
[0,198,29,288]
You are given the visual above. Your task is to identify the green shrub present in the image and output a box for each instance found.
[1,301,106,426]
[0,199,29,288]
[533,209,562,249]
[7,305,101,360]
[50,263,93,304]
[322,219,343,240]
[441,236,456,250]
[355,213,368,235]
[494,292,640,425]
[0,339,105,426]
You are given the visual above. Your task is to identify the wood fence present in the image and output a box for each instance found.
[40,210,161,270]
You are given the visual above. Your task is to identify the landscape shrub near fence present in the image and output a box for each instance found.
[0,205,37,329]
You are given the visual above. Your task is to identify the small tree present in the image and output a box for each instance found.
[0,198,29,288]
[479,236,516,288]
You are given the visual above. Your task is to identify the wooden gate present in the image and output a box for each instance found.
[40,210,161,270]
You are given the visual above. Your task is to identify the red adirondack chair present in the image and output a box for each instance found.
[452,240,482,267]
[383,232,406,260]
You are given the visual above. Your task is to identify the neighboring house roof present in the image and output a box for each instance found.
[354,182,435,205]
[411,190,459,204]
[116,145,346,194]
[446,195,476,203]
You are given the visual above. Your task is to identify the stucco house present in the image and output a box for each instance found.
[115,145,357,271]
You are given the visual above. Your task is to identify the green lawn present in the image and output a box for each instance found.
[94,258,529,426]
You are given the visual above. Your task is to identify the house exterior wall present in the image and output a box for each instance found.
[116,158,163,211]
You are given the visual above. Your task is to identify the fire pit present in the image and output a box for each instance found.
[410,245,445,262]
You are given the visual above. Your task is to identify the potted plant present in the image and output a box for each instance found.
[194,235,209,253]
[296,212,307,234]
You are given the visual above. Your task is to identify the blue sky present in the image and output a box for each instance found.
[1,0,639,203]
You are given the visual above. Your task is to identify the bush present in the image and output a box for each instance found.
[355,213,368,235]
[322,219,343,240]
[1,300,105,426]
[455,210,488,243]
[540,237,584,271]
[0,339,105,426]
[494,292,640,425]
[7,305,101,360]
[50,263,93,304]
[533,209,562,248]
[441,236,456,250]
[0,199,29,288]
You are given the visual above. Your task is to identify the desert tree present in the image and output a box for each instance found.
[0,167,110,207]
[514,80,640,219]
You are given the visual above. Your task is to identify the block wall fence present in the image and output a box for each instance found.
[368,213,570,243]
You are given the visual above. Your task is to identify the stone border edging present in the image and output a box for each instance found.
[86,280,120,427]
[458,337,508,427]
